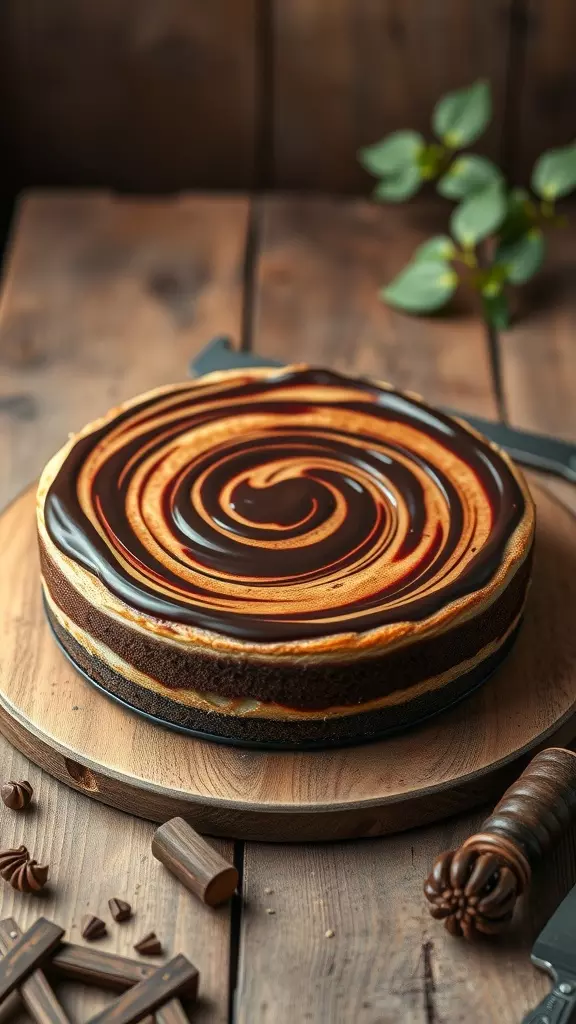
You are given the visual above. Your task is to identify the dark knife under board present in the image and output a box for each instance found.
[522,881,576,1022]
[191,336,576,485]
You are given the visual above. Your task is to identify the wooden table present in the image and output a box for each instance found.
[0,191,575,1024]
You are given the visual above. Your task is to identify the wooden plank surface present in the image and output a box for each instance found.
[0,191,251,1023]
[271,1,512,191]
[0,745,231,1024]
[0,191,249,506]
[499,215,576,513]
[235,195,566,1023]
[237,817,571,1024]
[251,196,498,416]
[0,2,256,191]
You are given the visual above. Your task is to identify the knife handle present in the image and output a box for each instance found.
[522,973,576,1023]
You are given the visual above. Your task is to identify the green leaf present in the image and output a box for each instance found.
[432,80,492,148]
[381,259,458,313]
[359,131,424,177]
[413,235,456,261]
[531,142,576,200]
[372,164,422,203]
[437,155,502,200]
[495,228,545,284]
[482,292,510,331]
[450,181,506,247]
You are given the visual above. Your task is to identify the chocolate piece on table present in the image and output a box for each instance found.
[134,933,162,957]
[0,918,71,1024]
[0,918,64,1002]
[108,898,132,923]
[1,781,33,810]
[152,818,238,907]
[81,916,107,941]
[0,846,49,892]
[86,954,199,1024]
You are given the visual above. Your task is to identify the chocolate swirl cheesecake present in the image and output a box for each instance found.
[37,366,535,747]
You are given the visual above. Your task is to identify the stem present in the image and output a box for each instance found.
[454,247,478,269]
[477,245,507,423]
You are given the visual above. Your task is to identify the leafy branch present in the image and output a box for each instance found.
[358,80,576,330]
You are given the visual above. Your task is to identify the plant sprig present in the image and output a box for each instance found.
[358,80,576,330]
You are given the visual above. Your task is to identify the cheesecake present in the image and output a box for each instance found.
[37,366,535,747]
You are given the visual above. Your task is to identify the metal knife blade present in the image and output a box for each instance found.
[522,882,576,1023]
[190,337,576,484]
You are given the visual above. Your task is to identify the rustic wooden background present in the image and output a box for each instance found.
[0,0,575,194]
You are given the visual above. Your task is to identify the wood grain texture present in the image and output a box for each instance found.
[271,1,512,191]
[0,742,231,1024]
[237,812,564,1023]
[0,191,249,507]
[50,943,181,993]
[0,919,64,1002]
[499,218,576,514]
[152,819,239,907]
[0,920,72,1024]
[513,1,576,181]
[0,1,256,191]
[0,191,249,1024]
[251,197,498,416]
[86,955,198,1024]
[1,482,575,841]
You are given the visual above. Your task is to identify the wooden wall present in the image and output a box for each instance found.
[0,0,575,194]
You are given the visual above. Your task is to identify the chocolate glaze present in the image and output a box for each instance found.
[45,368,526,642]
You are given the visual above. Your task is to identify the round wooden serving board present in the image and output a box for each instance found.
[1,483,576,842]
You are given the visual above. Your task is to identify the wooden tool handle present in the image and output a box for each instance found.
[424,747,576,939]
[480,747,576,868]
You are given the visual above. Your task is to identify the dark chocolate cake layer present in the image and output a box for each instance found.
[47,607,522,747]
[37,366,535,744]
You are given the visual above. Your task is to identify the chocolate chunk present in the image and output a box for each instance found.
[134,933,162,956]
[81,915,107,941]
[108,898,132,922]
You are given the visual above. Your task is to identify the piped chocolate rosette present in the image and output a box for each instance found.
[37,367,535,747]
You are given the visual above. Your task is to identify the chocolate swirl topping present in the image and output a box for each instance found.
[44,368,527,643]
